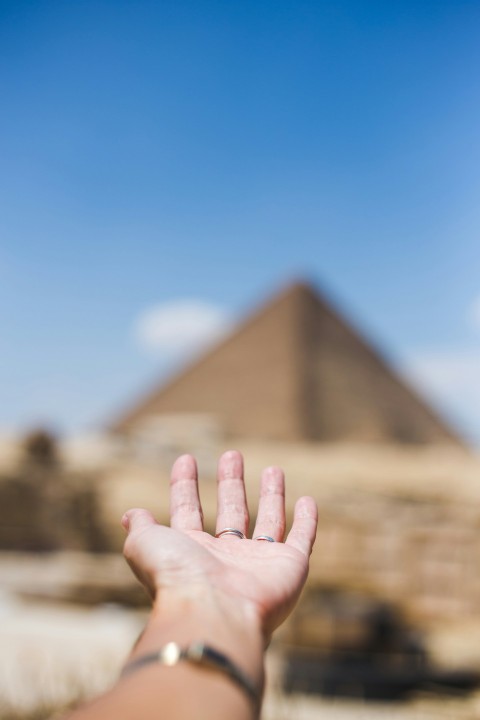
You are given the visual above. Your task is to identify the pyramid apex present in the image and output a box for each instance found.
[275,277,319,297]
[256,278,324,314]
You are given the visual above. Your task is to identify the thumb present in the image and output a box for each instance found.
[121,508,157,533]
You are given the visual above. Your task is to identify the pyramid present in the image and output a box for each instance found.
[112,282,462,445]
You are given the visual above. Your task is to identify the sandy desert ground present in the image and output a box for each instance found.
[2,435,480,718]
[1,585,480,720]
[1,602,479,720]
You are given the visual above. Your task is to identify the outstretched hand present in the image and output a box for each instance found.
[122,450,317,640]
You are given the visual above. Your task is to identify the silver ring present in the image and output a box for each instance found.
[253,535,275,542]
[215,528,246,540]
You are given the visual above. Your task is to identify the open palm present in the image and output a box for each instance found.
[123,451,317,639]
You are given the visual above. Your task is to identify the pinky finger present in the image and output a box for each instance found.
[285,497,318,557]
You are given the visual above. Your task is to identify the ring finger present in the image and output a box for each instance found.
[252,466,286,542]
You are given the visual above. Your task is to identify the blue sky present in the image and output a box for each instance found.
[1,0,479,443]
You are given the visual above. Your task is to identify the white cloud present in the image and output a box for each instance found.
[134,299,232,358]
[468,294,480,332]
[402,350,480,445]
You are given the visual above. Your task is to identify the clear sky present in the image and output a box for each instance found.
[1,0,479,443]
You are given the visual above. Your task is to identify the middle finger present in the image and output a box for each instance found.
[215,450,249,538]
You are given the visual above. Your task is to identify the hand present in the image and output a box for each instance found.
[122,450,317,641]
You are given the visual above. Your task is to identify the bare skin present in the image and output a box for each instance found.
[67,450,317,720]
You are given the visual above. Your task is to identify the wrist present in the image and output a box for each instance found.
[130,585,265,692]
[154,584,262,640]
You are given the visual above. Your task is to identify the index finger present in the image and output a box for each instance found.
[170,454,204,532]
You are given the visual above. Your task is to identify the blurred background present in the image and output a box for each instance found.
[1,1,480,718]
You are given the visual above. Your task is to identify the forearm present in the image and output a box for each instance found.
[67,586,265,720]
